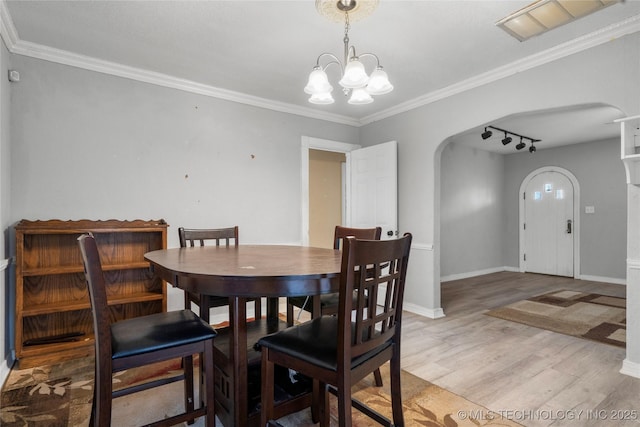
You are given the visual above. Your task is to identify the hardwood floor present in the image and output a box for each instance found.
[400,271,640,426]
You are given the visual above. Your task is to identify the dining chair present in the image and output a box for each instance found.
[287,225,384,387]
[78,233,217,427]
[286,225,382,324]
[259,233,412,427]
[178,226,262,323]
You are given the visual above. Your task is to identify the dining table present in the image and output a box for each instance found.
[144,244,341,427]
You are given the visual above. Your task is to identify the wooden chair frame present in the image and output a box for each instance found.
[287,225,384,387]
[178,226,262,323]
[286,226,382,322]
[78,233,216,427]
[260,233,412,427]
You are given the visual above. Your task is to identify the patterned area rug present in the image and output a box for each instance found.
[485,290,626,347]
[1,357,522,427]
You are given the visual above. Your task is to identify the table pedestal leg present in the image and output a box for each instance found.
[229,296,248,426]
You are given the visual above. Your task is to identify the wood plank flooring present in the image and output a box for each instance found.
[400,271,640,426]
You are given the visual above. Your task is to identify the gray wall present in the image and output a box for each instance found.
[3,54,359,371]
[1,40,12,379]
[440,143,505,278]
[3,29,640,379]
[504,138,627,280]
[440,138,626,282]
[359,33,640,317]
[9,55,359,247]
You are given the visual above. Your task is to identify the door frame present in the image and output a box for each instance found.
[519,166,581,277]
[301,136,361,246]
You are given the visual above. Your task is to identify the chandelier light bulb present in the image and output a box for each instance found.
[339,58,369,89]
[304,67,333,95]
[309,91,335,105]
[347,87,373,105]
[366,66,393,95]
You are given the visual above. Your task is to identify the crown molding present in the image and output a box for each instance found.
[8,38,361,127]
[1,1,638,128]
[360,14,640,125]
[0,2,359,127]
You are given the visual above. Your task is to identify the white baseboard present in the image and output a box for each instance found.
[620,359,640,378]
[579,274,626,286]
[403,302,445,319]
[441,266,512,283]
[441,268,626,286]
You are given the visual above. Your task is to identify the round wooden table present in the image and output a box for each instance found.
[144,245,341,427]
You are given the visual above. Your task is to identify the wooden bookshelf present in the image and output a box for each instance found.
[14,219,168,368]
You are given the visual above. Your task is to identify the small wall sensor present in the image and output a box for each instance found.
[8,70,20,82]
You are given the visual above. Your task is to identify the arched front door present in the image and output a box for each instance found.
[520,167,579,277]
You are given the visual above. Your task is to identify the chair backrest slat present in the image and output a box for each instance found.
[333,225,382,250]
[338,234,412,360]
[178,226,239,248]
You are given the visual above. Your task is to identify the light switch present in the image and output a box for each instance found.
[585,206,595,214]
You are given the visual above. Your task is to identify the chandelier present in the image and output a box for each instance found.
[304,0,393,105]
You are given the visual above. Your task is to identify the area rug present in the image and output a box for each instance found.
[1,358,522,427]
[485,290,626,347]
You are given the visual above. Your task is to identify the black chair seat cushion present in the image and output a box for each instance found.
[111,309,216,360]
[257,316,390,372]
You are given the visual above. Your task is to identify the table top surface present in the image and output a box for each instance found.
[144,244,342,279]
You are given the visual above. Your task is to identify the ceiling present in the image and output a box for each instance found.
[4,0,640,151]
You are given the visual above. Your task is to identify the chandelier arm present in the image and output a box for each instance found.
[357,52,382,68]
[315,53,344,74]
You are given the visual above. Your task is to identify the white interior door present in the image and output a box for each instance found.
[347,141,398,306]
[347,140,398,240]
[524,171,574,276]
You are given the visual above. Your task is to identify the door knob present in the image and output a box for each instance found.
[387,230,394,237]
[566,219,572,234]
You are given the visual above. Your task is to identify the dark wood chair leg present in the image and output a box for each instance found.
[336,377,352,427]
[200,295,210,323]
[311,378,320,423]
[261,348,275,427]
[204,341,216,427]
[94,362,113,426]
[286,300,294,326]
[390,354,404,427]
[373,368,383,387]
[318,381,330,427]
[183,355,195,424]
[254,298,262,319]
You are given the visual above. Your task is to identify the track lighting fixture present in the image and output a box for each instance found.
[480,125,540,153]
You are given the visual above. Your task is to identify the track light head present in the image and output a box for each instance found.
[481,127,492,140]
[515,137,526,150]
[502,133,512,145]
[529,143,537,153]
